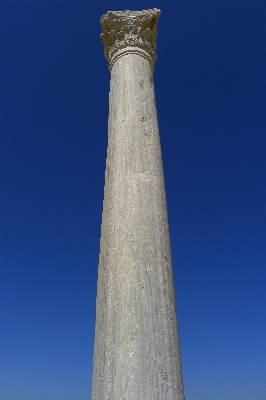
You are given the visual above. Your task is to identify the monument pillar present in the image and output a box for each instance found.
[92,9,185,399]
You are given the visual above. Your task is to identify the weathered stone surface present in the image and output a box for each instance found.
[92,9,185,400]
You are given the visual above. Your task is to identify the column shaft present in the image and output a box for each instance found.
[92,52,184,399]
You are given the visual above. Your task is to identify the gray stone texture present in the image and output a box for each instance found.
[92,9,185,399]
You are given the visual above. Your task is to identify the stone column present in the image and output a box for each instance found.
[92,9,185,400]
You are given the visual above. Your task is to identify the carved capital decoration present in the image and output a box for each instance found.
[100,9,161,71]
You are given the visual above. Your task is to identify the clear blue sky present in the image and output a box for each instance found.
[1,1,265,399]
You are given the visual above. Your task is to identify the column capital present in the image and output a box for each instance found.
[100,9,161,71]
